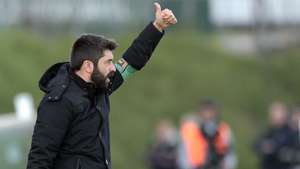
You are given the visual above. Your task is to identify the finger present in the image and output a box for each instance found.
[163,9,172,15]
[161,9,169,14]
[162,10,173,19]
[173,17,178,24]
[166,17,175,24]
[154,2,161,14]
[162,13,172,20]
[168,13,177,24]
[170,17,177,24]
[163,15,173,21]
[162,12,167,18]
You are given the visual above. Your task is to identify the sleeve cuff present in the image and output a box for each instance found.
[140,22,165,40]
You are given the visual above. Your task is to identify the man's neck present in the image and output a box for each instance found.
[75,70,92,83]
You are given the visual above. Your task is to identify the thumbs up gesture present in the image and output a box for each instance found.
[153,2,177,32]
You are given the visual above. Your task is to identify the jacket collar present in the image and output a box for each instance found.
[70,70,98,99]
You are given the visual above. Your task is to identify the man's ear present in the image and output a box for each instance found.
[82,60,94,74]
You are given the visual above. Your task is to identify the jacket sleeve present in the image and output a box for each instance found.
[108,22,164,94]
[26,97,73,169]
[122,22,164,70]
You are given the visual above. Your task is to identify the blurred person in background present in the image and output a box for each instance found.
[179,100,237,169]
[275,105,300,169]
[146,120,179,169]
[254,101,292,169]
[26,3,177,169]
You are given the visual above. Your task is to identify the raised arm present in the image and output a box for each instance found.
[108,2,177,94]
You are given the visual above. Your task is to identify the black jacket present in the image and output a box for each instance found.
[26,22,164,169]
[147,141,179,169]
[254,125,294,169]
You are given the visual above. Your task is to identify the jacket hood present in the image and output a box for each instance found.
[39,62,70,93]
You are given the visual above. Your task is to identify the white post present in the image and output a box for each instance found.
[14,93,35,121]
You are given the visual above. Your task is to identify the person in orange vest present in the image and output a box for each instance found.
[179,100,237,169]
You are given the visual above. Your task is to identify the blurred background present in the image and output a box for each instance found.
[1,0,300,169]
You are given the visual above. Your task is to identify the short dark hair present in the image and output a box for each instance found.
[70,34,118,70]
[198,99,219,112]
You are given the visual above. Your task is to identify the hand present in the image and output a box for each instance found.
[153,2,177,32]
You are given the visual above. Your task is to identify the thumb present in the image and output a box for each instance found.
[154,2,161,15]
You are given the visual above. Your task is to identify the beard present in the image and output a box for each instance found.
[91,68,114,90]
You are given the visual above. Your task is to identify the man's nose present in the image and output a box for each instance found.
[111,64,116,73]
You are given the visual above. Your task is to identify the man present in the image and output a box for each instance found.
[254,101,292,169]
[146,120,179,169]
[280,105,300,169]
[26,3,177,169]
[179,100,236,169]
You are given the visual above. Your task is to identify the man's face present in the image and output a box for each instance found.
[199,109,218,138]
[269,105,287,127]
[200,109,218,122]
[91,50,116,89]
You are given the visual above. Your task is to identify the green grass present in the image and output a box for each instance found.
[0,29,300,169]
